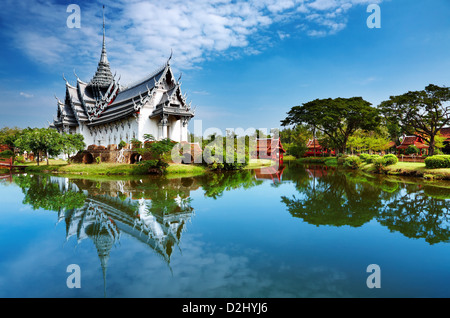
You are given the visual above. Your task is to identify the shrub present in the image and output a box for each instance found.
[118,140,127,149]
[405,145,419,155]
[343,156,361,169]
[425,155,450,169]
[0,150,14,158]
[366,154,382,163]
[359,153,370,162]
[373,157,385,172]
[14,155,25,164]
[382,154,398,166]
[286,142,307,158]
[130,138,142,149]
[137,159,168,174]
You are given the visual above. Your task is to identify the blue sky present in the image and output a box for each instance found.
[0,0,449,136]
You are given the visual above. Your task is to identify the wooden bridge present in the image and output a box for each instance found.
[0,173,12,183]
[0,157,27,171]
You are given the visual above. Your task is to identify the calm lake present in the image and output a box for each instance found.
[1,163,450,298]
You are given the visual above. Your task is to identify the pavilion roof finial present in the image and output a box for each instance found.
[89,5,114,90]
[167,49,173,65]
[100,5,108,65]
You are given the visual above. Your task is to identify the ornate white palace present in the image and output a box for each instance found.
[50,11,194,146]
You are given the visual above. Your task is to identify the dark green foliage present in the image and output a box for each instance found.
[0,149,14,158]
[136,139,177,173]
[405,145,420,155]
[0,126,22,148]
[14,155,25,164]
[359,153,370,162]
[118,140,126,149]
[281,97,380,154]
[137,159,169,174]
[382,154,398,166]
[130,138,142,148]
[366,154,382,163]
[372,158,385,172]
[343,156,361,169]
[14,128,84,165]
[379,84,450,156]
[425,155,450,169]
[13,175,86,211]
[202,136,249,170]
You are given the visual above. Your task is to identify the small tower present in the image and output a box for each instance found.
[88,6,114,98]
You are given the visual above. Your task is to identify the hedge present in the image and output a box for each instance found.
[343,156,361,169]
[0,150,14,159]
[359,153,371,162]
[382,154,398,166]
[425,155,450,169]
[366,154,382,163]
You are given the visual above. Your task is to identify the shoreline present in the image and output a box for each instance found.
[0,158,274,178]
[294,156,450,181]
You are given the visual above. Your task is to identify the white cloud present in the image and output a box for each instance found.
[0,0,385,84]
[19,92,34,98]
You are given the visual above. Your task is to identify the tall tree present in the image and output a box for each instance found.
[14,128,63,165]
[379,84,450,156]
[60,133,85,163]
[281,97,380,154]
[0,126,22,148]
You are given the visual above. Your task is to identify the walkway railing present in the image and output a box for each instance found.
[0,157,27,170]
[0,157,13,170]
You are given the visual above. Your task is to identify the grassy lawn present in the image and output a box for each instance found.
[21,159,273,177]
[23,162,148,175]
[165,164,207,178]
[361,161,450,180]
[245,159,274,169]
[295,157,338,166]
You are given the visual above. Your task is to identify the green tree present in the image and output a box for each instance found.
[14,128,62,165]
[347,130,368,154]
[281,97,380,154]
[60,133,85,163]
[279,125,312,158]
[0,126,22,148]
[379,84,450,156]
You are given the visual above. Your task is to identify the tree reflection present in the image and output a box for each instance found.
[13,174,86,211]
[379,186,450,244]
[281,166,384,227]
[199,170,263,199]
[281,164,450,244]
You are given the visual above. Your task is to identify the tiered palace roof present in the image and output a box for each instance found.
[51,9,194,132]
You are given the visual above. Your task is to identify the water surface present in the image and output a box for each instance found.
[1,164,450,298]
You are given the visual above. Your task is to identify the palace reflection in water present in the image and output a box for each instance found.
[11,170,264,296]
[4,163,450,297]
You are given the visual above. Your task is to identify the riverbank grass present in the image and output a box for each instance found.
[165,164,207,178]
[295,157,338,166]
[245,159,274,169]
[20,158,273,176]
[361,161,450,179]
[24,162,148,175]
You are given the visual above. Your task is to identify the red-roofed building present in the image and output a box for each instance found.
[440,127,450,154]
[304,138,335,157]
[255,138,285,162]
[397,135,429,155]
[0,145,12,153]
